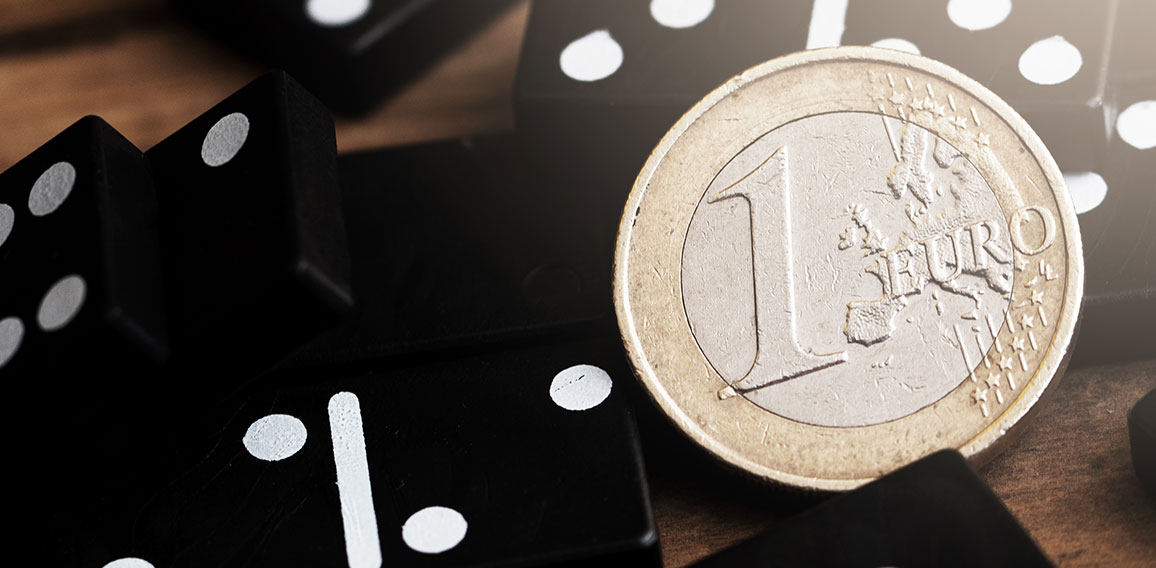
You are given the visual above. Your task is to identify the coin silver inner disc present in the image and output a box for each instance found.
[682,111,1012,427]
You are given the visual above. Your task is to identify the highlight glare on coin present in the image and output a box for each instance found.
[614,47,1083,491]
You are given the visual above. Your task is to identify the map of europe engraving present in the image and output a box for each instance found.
[842,122,1014,347]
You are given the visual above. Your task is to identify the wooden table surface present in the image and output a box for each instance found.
[1,1,1153,566]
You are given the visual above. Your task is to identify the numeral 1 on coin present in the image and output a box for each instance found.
[710,146,847,395]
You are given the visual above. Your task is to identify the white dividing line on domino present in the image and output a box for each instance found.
[806,0,849,50]
[329,392,383,568]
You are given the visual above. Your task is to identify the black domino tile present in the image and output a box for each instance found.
[0,116,171,472]
[281,135,610,371]
[0,116,167,380]
[691,450,1053,568]
[171,0,518,115]
[1073,133,1156,364]
[147,71,352,378]
[1129,389,1156,502]
[73,334,660,567]
[0,116,174,568]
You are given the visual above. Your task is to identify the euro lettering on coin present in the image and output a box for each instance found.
[614,47,1083,490]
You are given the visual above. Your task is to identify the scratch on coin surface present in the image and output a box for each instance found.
[954,323,975,372]
[985,313,1002,344]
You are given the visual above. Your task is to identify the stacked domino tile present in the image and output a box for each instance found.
[3,72,356,567]
[0,73,352,385]
[0,83,354,511]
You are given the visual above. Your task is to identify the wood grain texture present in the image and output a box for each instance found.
[0,1,1152,566]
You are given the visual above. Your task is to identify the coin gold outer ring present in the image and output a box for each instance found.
[613,47,1084,491]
